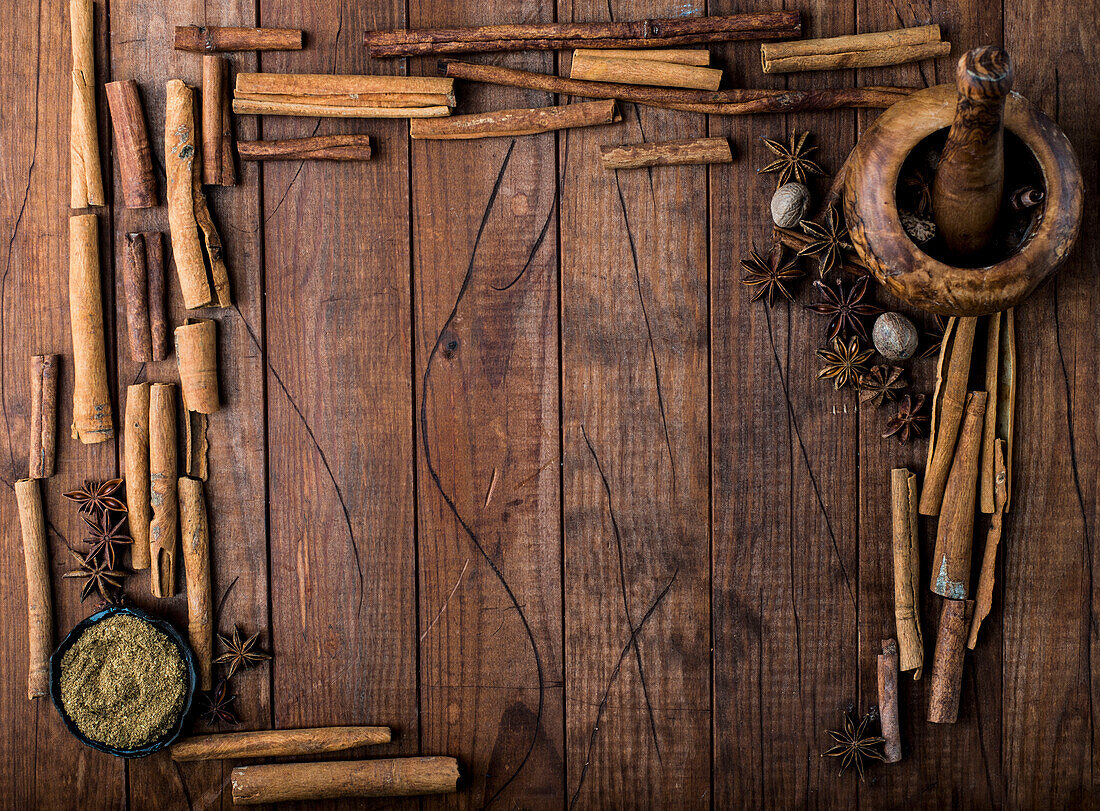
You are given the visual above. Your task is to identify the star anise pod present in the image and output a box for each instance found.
[822,710,887,781]
[63,478,126,516]
[80,510,132,569]
[196,680,240,726]
[740,243,804,306]
[816,336,874,390]
[858,365,907,407]
[63,549,126,603]
[805,276,884,342]
[798,208,852,278]
[919,315,947,359]
[757,131,825,187]
[215,626,272,680]
[883,394,930,442]
[900,165,934,217]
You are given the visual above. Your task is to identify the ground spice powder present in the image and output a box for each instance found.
[59,614,187,750]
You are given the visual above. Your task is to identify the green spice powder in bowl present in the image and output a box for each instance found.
[49,607,196,757]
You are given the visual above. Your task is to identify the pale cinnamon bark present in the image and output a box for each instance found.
[175,25,303,52]
[928,598,975,724]
[125,383,152,570]
[920,316,977,515]
[149,383,178,598]
[68,214,112,443]
[968,439,1008,649]
[172,726,392,761]
[980,312,1001,513]
[15,478,52,699]
[877,639,902,762]
[70,0,104,207]
[573,47,710,65]
[235,72,455,99]
[232,758,460,804]
[761,26,948,73]
[998,309,1016,510]
[411,99,619,140]
[570,53,723,90]
[232,98,451,118]
[600,136,731,169]
[165,79,232,309]
[238,135,372,162]
[179,476,212,690]
[105,80,157,207]
[891,468,923,678]
[186,410,209,481]
[202,56,235,186]
[28,355,58,479]
[175,318,219,413]
[930,391,987,599]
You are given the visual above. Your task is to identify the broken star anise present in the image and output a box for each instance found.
[215,626,272,680]
[798,208,852,278]
[196,680,240,726]
[757,131,825,187]
[816,336,874,391]
[805,276,884,342]
[919,315,947,360]
[883,394,930,442]
[80,510,132,569]
[900,165,934,217]
[740,243,804,306]
[63,478,126,516]
[823,709,887,781]
[858,366,907,408]
[63,549,126,603]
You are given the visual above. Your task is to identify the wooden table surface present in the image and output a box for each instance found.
[2,0,1097,807]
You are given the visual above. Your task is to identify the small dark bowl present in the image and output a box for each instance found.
[49,606,197,758]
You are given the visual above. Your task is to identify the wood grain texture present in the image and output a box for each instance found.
[561,2,709,806]
[411,0,563,806]
[258,0,419,789]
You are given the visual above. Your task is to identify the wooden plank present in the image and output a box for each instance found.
[710,1,859,805]
[855,2,1004,806]
[1002,3,1098,804]
[107,2,270,807]
[560,2,709,806]
[257,0,419,781]
[409,1,563,807]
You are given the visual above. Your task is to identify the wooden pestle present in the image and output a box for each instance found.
[932,46,1013,256]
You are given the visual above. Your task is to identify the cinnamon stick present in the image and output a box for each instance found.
[105,80,157,208]
[411,99,619,140]
[178,476,212,690]
[235,72,455,100]
[145,231,167,360]
[570,53,722,90]
[573,47,710,65]
[28,355,58,480]
[202,56,235,186]
[877,639,902,763]
[166,79,231,309]
[365,12,802,56]
[980,313,1001,513]
[68,213,112,443]
[998,309,1016,510]
[891,468,923,679]
[15,478,52,699]
[600,136,731,169]
[70,0,104,207]
[174,318,219,413]
[968,439,1008,649]
[186,410,209,481]
[238,135,372,162]
[231,98,451,119]
[928,598,975,724]
[172,726,392,762]
[443,61,914,115]
[930,391,987,599]
[920,316,978,515]
[234,91,452,109]
[125,383,151,570]
[761,26,949,74]
[149,383,178,598]
[122,233,151,361]
[175,25,303,53]
[231,757,460,804]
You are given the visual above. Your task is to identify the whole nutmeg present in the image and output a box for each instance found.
[873,312,919,361]
[770,182,811,229]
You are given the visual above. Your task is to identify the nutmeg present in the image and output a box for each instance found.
[873,312,919,361]
[770,182,810,229]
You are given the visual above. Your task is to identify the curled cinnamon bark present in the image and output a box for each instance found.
[175,318,220,413]
[149,383,178,598]
[68,214,112,443]
[179,476,212,689]
[105,80,157,207]
[70,0,104,207]
[125,383,152,570]
[202,56,236,186]
[410,99,619,140]
[175,25,303,53]
[28,355,58,479]
[15,478,52,699]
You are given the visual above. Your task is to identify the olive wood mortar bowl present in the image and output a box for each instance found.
[843,84,1082,316]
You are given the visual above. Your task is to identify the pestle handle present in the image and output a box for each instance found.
[932,46,1014,256]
